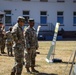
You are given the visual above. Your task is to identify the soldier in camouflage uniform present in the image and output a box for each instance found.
[6,27,13,56]
[11,16,25,75]
[2,25,6,54]
[0,22,6,54]
[24,18,39,73]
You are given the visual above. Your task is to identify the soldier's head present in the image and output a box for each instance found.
[28,18,34,28]
[17,16,25,26]
[9,26,12,31]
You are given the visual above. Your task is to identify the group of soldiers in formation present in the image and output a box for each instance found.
[0,16,39,75]
[0,25,13,56]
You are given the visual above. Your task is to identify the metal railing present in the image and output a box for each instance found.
[34,23,55,32]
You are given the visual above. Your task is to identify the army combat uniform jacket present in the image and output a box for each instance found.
[24,26,38,49]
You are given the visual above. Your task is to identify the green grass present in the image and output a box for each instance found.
[0,41,76,75]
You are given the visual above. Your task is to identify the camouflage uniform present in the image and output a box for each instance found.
[6,28,13,56]
[24,25,39,73]
[11,16,25,75]
[0,23,6,54]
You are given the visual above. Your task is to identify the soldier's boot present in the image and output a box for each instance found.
[26,67,31,74]
[7,50,9,56]
[7,49,9,56]
[31,67,39,73]
[10,72,15,75]
[11,49,13,56]
[16,73,21,75]
[1,48,5,54]
[11,67,16,75]
[1,51,5,54]
[1,45,5,54]
[1,51,3,54]
[1,49,4,54]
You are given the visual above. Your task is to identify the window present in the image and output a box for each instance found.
[57,11,64,25]
[40,0,48,2]
[73,12,76,25]
[0,13,4,23]
[22,0,30,1]
[40,11,47,25]
[4,10,12,25]
[23,11,29,24]
[73,0,76,2]
[57,0,65,2]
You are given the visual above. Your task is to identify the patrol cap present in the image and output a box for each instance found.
[28,18,34,22]
[17,16,25,22]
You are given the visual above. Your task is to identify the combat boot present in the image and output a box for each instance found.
[31,67,39,73]
[26,67,31,74]
[10,67,16,75]
[11,48,13,56]
[10,72,15,75]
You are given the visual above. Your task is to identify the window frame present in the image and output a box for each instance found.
[57,11,64,26]
[40,11,47,26]
[57,0,65,2]
[40,0,48,2]
[22,0,30,1]
[23,10,30,26]
[73,12,76,26]
[4,10,12,26]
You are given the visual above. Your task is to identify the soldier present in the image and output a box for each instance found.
[6,27,13,56]
[0,22,6,54]
[24,18,39,73]
[11,16,25,75]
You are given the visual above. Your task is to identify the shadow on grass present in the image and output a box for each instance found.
[51,61,75,64]
[35,65,41,67]
[33,72,58,75]
[62,61,75,64]
[0,54,14,57]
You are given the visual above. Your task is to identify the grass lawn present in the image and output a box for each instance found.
[0,41,76,75]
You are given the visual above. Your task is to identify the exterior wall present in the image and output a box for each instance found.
[0,0,76,31]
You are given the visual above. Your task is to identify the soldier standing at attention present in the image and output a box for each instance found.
[11,16,25,75]
[6,27,13,56]
[24,18,39,74]
[0,22,6,54]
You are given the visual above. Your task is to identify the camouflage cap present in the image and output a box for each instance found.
[17,16,25,22]
[28,18,34,22]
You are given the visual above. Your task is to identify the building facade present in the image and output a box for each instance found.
[0,0,76,32]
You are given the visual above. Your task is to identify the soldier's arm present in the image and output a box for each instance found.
[25,30,30,49]
[36,38,39,50]
[35,30,39,49]
[5,31,8,39]
[11,26,18,43]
